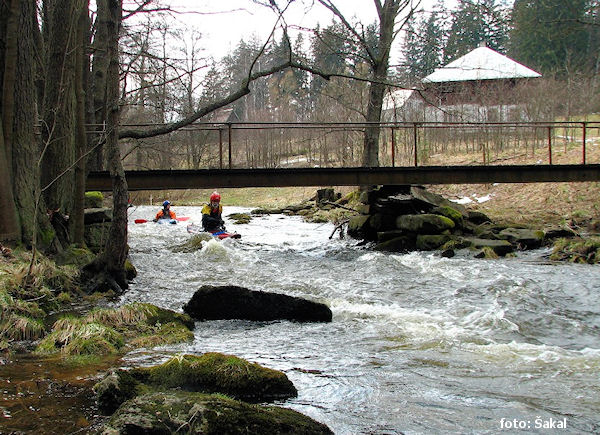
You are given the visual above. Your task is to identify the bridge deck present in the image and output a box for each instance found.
[86,164,600,191]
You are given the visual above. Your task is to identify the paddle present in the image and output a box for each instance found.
[134,217,189,224]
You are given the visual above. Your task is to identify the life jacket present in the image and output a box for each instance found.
[156,208,176,220]
[201,204,222,218]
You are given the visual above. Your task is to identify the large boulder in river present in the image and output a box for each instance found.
[183,285,332,322]
[95,353,297,412]
[102,391,333,435]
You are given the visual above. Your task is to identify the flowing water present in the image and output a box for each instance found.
[119,205,600,434]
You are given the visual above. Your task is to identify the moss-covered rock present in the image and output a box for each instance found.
[85,191,104,208]
[498,228,545,249]
[432,206,464,227]
[55,245,95,267]
[467,210,492,224]
[347,215,370,238]
[227,213,252,224]
[94,369,143,415]
[461,237,514,257]
[416,234,452,251]
[374,235,416,252]
[85,222,112,254]
[396,214,455,234]
[102,391,332,434]
[130,353,297,402]
[124,259,137,280]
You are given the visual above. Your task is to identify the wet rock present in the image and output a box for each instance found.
[410,186,468,217]
[374,235,416,252]
[432,206,464,227]
[84,222,111,253]
[416,234,453,251]
[102,391,333,435]
[544,227,577,240]
[183,285,332,322]
[396,214,455,234]
[347,215,371,238]
[461,237,514,256]
[467,210,492,224]
[227,212,252,224]
[94,370,139,415]
[499,228,545,249]
[84,207,112,224]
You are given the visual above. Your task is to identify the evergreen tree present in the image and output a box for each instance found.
[510,0,592,75]
[444,0,510,63]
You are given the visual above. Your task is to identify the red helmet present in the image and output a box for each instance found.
[210,191,221,202]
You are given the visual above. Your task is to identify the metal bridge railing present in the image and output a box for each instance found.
[88,121,600,171]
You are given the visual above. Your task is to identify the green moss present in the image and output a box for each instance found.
[416,234,452,251]
[136,353,297,401]
[85,191,104,208]
[172,234,208,253]
[39,228,55,247]
[227,213,251,224]
[124,259,137,280]
[104,391,333,434]
[55,245,95,267]
[433,206,464,227]
[129,322,194,348]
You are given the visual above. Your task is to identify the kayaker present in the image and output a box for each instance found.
[202,191,224,231]
[153,200,176,221]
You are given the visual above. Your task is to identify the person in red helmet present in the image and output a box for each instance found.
[201,191,224,231]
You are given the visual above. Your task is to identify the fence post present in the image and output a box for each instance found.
[219,128,223,169]
[227,123,232,169]
[582,122,587,165]
[413,123,418,167]
[547,126,552,165]
[391,127,396,167]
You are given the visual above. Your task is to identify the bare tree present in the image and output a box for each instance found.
[316,0,420,166]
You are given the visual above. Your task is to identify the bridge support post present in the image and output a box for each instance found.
[582,122,587,165]
[548,126,552,165]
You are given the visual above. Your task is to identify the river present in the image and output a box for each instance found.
[119,205,600,434]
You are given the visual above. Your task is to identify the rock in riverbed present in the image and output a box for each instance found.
[183,285,332,322]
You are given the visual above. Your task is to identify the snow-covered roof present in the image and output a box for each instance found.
[383,89,417,111]
[423,46,541,84]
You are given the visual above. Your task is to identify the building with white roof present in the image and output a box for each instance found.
[384,45,542,123]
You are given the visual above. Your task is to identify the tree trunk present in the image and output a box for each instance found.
[0,0,21,243]
[82,0,129,293]
[40,0,78,217]
[72,0,90,246]
[88,0,110,171]
[362,0,400,167]
[0,124,19,243]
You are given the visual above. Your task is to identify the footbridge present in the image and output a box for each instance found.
[86,121,600,190]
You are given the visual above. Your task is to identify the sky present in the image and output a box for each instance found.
[165,0,405,60]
